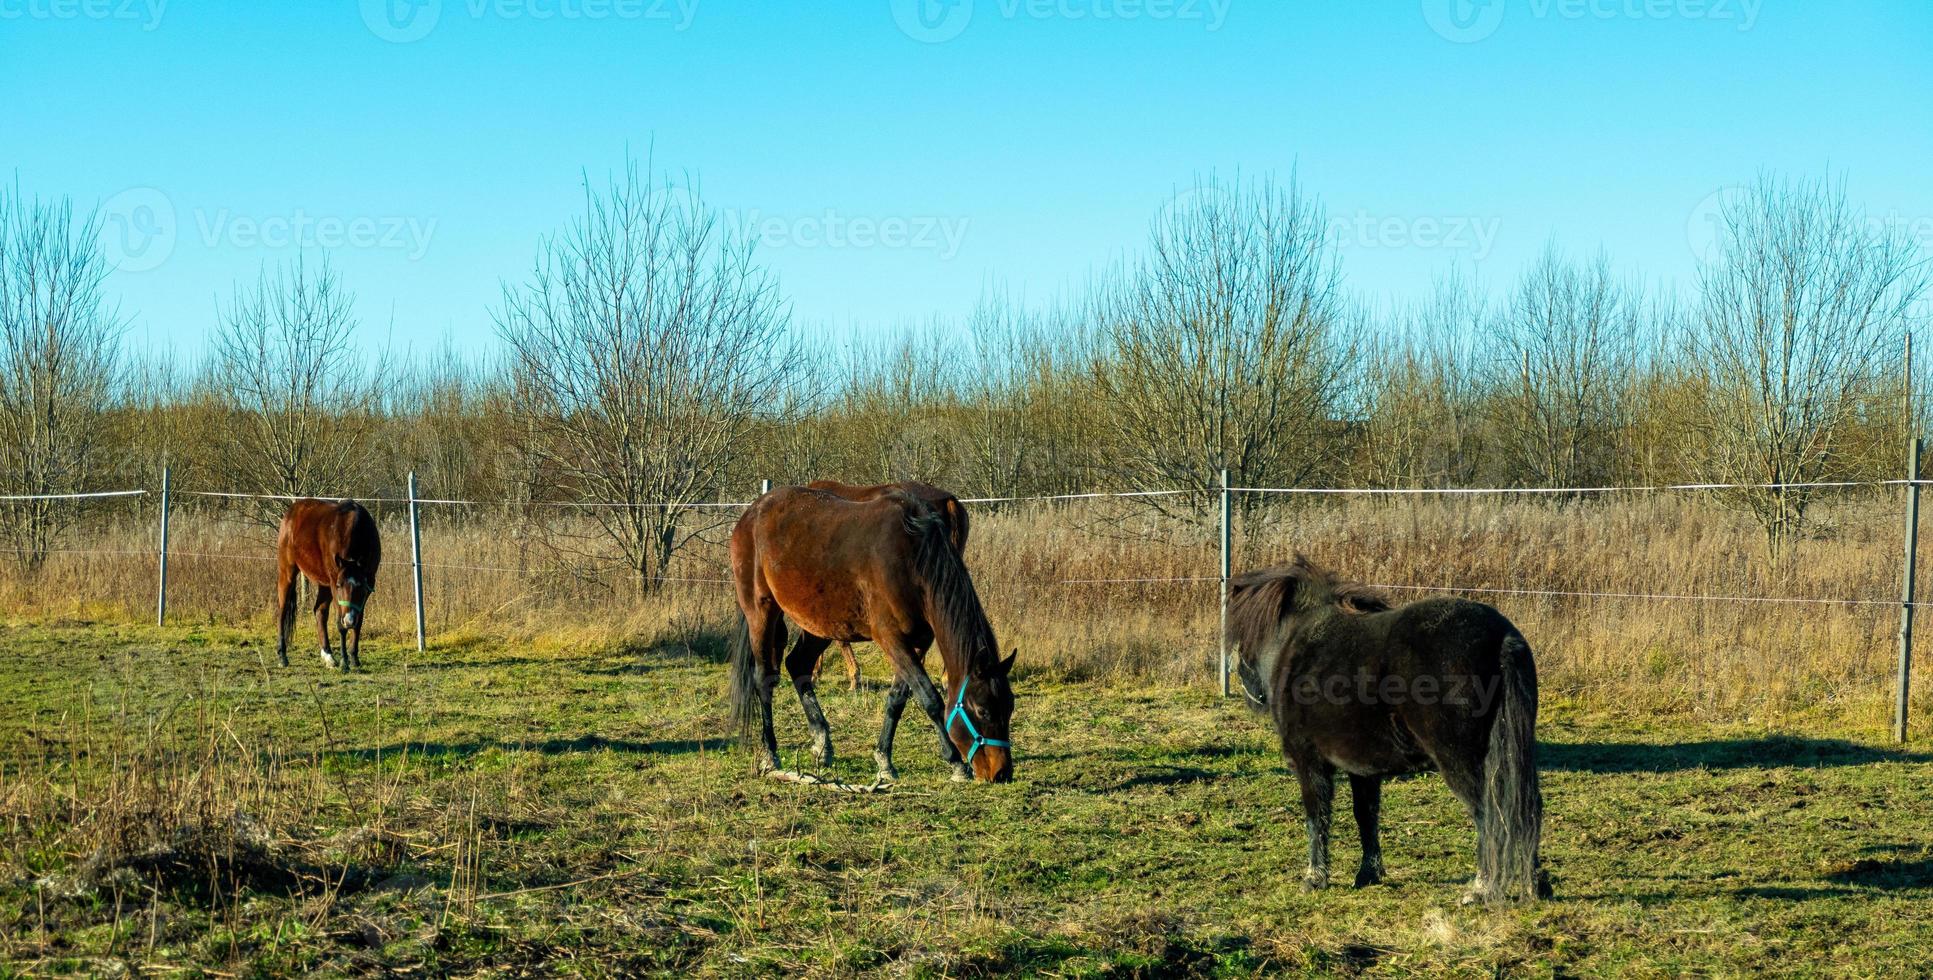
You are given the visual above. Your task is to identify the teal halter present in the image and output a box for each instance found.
[946,687,1009,764]
[336,597,364,612]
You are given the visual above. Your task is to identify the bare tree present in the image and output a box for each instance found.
[1688,174,1930,554]
[1360,274,1490,488]
[1097,176,1349,518]
[1488,244,1639,491]
[495,160,802,594]
[0,189,125,567]
[208,256,371,518]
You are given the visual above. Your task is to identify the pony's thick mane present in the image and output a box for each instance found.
[901,496,998,678]
[1229,555,1389,663]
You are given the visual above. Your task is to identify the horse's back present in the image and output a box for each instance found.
[279,498,381,574]
[732,487,927,641]
[1277,597,1526,777]
[799,480,967,551]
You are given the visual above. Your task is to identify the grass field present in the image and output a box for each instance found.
[4,619,1933,977]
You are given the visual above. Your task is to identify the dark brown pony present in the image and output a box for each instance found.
[728,486,1013,783]
[1230,557,1545,904]
[275,498,382,671]
[804,480,971,690]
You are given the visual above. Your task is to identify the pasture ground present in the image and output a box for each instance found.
[2,620,1932,977]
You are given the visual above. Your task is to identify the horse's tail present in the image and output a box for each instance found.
[1479,631,1544,902]
[726,608,760,733]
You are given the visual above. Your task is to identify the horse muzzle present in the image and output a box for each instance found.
[973,745,1013,783]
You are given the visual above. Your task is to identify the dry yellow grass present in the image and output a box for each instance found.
[3,490,1926,720]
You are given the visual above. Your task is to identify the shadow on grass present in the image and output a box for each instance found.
[1541,735,1933,774]
[1106,765,1230,791]
[328,735,732,763]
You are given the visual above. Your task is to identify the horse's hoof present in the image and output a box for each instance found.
[1354,866,1384,888]
[812,740,834,767]
[1301,871,1329,893]
[949,765,973,783]
[319,650,337,670]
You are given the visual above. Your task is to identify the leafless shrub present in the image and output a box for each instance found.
[1096,175,1350,520]
[0,188,125,567]
[1687,174,1930,554]
[207,256,373,522]
[494,159,805,594]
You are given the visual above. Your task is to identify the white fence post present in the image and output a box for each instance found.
[409,471,426,653]
[1219,467,1232,698]
[760,479,772,497]
[155,465,171,626]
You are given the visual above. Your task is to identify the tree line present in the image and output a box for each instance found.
[2,166,1927,591]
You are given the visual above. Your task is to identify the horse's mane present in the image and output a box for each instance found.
[1229,555,1389,660]
[900,494,999,679]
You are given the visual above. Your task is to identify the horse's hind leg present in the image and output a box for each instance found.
[747,604,788,773]
[1437,760,1489,903]
[275,563,299,667]
[1350,774,1386,887]
[313,585,337,670]
[785,633,835,766]
[873,678,910,781]
[1294,759,1337,891]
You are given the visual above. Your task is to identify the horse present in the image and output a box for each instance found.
[728,485,1014,783]
[275,498,382,671]
[1229,557,1546,904]
[803,480,971,691]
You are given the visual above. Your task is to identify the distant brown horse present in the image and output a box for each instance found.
[276,498,382,671]
[728,486,1013,783]
[804,480,971,690]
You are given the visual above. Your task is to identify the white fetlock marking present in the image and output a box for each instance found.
[319,649,336,669]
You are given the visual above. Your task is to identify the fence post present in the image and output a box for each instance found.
[760,479,772,497]
[1219,468,1232,698]
[155,465,171,626]
[1900,333,1920,742]
[408,471,426,653]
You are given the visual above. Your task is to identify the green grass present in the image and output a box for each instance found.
[2,619,1932,977]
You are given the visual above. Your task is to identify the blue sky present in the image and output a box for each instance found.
[3,0,1929,360]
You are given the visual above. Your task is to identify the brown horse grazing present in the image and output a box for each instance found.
[275,498,382,671]
[728,486,1013,783]
[804,480,971,690]
[1230,558,1546,904]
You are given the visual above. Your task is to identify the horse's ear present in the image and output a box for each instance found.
[999,650,1017,676]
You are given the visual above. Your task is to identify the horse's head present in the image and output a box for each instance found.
[335,556,376,631]
[948,649,1016,782]
[1229,557,1389,709]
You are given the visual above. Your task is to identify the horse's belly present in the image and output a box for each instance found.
[763,566,870,642]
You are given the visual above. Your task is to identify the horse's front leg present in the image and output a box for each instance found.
[313,586,337,670]
[1351,774,1385,886]
[346,622,362,672]
[905,668,971,783]
[1293,758,1337,891]
[873,678,910,781]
